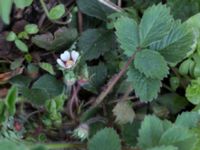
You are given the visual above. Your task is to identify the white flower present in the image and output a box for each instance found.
[57,50,79,69]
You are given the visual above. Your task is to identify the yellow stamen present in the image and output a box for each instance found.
[65,60,74,68]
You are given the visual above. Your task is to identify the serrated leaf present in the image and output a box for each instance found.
[147,146,178,150]
[78,29,116,60]
[186,78,200,105]
[139,4,173,46]
[175,111,200,128]
[39,62,55,75]
[115,17,139,56]
[5,86,18,116]
[88,128,121,150]
[134,49,169,79]
[77,0,115,21]
[159,126,197,150]
[113,101,135,124]
[151,21,195,64]
[138,115,164,149]
[127,68,161,102]
[121,121,141,147]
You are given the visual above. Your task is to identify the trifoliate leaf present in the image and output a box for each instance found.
[151,21,195,64]
[115,17,139,56]
[147,146,178,150]
[134,49,169,79]
[175,111,200,128]
[139,4,173,46]
[112,101,135,124]
[186,78,200,105]
[39,62,55,75]
[78,29,116,60]
[88,128,121,150]
[77,0,115,21]
[138,115,164,149]
[127,68,161,102]
[159,126,197,150]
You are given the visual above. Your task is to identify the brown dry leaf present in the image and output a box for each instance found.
[0,67,24,84]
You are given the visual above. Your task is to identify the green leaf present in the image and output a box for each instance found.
[167,0,200,21]
[6,31,17,42]
[49,4,65,20]
[14,39,28,52]
[127,68,161,102]
[112,101,135,124]
[115,17,139,56]
[0,0,12,24]
[134,49,169,79]
[159,126,197,150]
[155,93,188,114]
[138,115,164,149]
[0,140,27,150]
[21,88,49,105]
[151,21,195,64]
[121,121,141,147]
[39,62,55,75]
[5,86,18,116]
[175,111,200,128]
[147,146,178,150]
[88,128,121,150]
[13,0,33,9]
[32,74,63,99]
[77,0,115,21]
[25,24,39,34]
[78,29,116,60]
[32,27,78,51]
[186,78,200,105]
[139,4,173,46]
[89,63,107,88]
[21,74,63,105]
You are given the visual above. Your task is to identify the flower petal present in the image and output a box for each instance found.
[60,51,70,61]
[71,51,79,62]
[57,58,66,68]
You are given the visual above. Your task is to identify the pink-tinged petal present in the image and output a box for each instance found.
[60,51,70,61]
[71,50,79,62]
[57,59,66,68]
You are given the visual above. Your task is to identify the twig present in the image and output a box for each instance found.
[118,0,122,7]
[78,9,83,33]
[98,0,123,12]
[93,51,138,107]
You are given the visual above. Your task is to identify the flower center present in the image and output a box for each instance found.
[65,60,74,68]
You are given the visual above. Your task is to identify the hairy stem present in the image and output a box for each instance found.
[93,52,137,107]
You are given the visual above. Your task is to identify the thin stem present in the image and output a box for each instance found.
[93,51,137,107]
[45,143,85,149]
[98,0,123,12]
[39,0,50,17]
